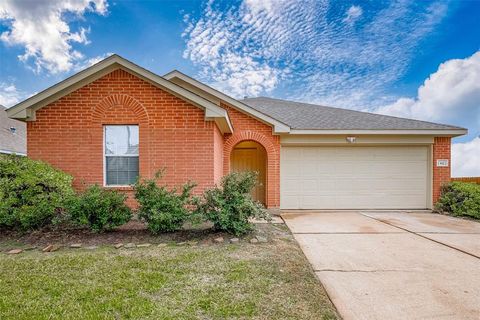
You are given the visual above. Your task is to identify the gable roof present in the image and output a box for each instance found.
[6,55,232,133]
[242,97,467,136]
[0,105,26,155]
[163,70,290,133]
[6,54,466,137]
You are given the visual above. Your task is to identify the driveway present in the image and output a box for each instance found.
[282,210,480,320]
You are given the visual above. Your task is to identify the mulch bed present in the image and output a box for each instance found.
[0,220,228,248]
[0,219,286,250]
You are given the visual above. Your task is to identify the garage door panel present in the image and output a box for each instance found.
[300,179,318,193]
[301,162,318,177]
[282,162,301,177]
[282,195,300,208]
[368,179,424,191]
[281,146,429,209]
[282,179,302,192]
[302,148,320,159]
[317,163,339,173]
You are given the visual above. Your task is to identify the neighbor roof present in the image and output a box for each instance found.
[0,105,26,155]
[242,97,466,134]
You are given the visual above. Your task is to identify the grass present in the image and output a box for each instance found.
[0,224,338,320]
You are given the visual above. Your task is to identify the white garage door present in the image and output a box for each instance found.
[281,146,429,209]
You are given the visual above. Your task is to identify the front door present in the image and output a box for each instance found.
[231,141,267,205]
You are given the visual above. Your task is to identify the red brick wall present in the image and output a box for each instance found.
[28,69,217,206]
[213,124,224,185]
[221,103,280,208]
[432,137,451,204]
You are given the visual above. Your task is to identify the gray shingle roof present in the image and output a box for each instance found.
[241,97,464,131]
[0,105,26,155]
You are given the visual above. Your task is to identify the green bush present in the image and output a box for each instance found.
[436,181,480,219]
[0,155,74,230]
[66,185,132,232]
[134,171,196,234]
[194,171,269,236]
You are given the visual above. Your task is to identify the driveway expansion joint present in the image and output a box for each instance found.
[315,269,410,273]
[291,231,405,235]
[359,212,480,260]
[419,232,480,234]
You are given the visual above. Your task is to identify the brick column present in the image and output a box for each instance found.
[432,137,451,204]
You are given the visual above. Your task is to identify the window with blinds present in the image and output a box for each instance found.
[104,125,139,186]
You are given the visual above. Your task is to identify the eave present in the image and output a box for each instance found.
[6,55,233,134]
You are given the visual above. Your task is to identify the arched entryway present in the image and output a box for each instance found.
[230,141,267,205]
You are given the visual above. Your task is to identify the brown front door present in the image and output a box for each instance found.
[230,141,267,205]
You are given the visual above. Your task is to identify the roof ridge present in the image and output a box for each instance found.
[243,96,465,130]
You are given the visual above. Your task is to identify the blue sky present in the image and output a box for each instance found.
[0,0,479,176]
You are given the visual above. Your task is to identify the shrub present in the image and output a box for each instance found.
[0,155,74,230]
[134,171,196,234]
[66,185,132,232]
[436,181,480,220]
[193,171,269,236]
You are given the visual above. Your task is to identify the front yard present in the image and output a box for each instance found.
[0,223,338,320]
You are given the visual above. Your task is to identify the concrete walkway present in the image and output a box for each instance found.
[282,210,480,320]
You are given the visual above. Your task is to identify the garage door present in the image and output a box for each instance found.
[280,146,429,209]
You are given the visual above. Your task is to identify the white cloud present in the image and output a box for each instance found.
[182,0,289,98]
[183,0,447,104]
[205,54,281,97]
[0,0,108,74]
[243,0,276,15]
[343,5,363,24]
[0,83,22,107]
[452,137,480,177]
[376,51,480,177]
[377,51,480,128]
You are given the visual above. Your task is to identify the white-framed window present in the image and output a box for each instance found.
[104,125,139,186]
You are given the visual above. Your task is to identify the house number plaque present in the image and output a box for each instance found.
[436,159,449,167]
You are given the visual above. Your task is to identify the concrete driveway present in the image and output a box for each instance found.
[282,210,480,320]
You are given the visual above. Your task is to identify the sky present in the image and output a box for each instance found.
[0,0,479,176]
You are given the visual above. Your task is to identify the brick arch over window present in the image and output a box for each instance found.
[90,94,152,197]
[92,94,149,123]
[224,131,280,208]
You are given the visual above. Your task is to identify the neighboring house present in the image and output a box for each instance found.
[7,55,466,209]
[0,105,26,156]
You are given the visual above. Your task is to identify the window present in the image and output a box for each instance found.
[104,125,139,186]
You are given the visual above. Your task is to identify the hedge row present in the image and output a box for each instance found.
[0,155,268,235]
[436,181,480,220]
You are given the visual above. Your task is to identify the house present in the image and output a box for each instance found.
[7,55,466,210]
[0,105,26,156]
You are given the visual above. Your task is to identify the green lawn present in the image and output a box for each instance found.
[0,224,338,320]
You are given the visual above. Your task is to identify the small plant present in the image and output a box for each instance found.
[436,181,480,220]
[194,171,269,236]
[0,155,74,231]
[134,170,196,233]
[66,185,132,232]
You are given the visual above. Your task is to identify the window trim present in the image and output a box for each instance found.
[103,125,139,187]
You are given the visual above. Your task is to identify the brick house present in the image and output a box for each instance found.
[7,55,466,209]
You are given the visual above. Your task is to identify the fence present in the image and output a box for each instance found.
[451,177,480,184]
